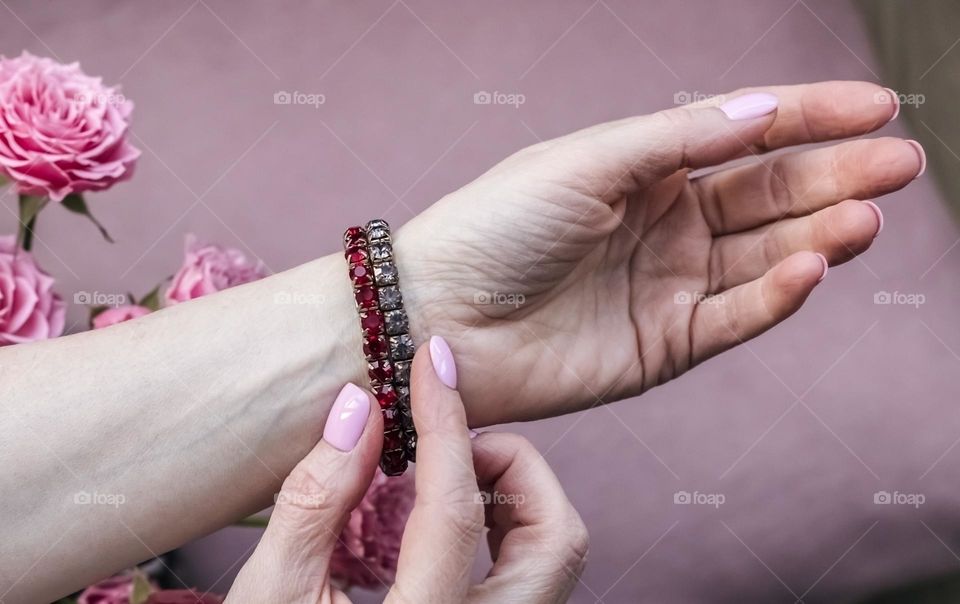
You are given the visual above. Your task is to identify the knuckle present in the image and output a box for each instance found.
[567,518,591,561]
[760,232,784,270]
[435,494,486,540]
[542,514,590,573]
[273,464,343,521]
[766,156,796,216]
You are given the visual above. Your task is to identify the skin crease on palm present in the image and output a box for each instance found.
[394,81,924,426]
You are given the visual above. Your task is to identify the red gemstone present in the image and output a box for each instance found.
[383,429,403,451]
[368,359,393,384]
[382,406,402,431]
[355,286,377,310]
[361,311,382,333]
[344,227,365,247]
[346,247,368,265]
[364,334,388,358]
[374,384,398,408]
[351,265,371,286]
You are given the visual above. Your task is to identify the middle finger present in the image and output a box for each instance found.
[693,136,923,236]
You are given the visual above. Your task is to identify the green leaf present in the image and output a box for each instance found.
[61,194,114,243]
[234,514,270,528]
[17,194,47,251]
[137,283,164,311]
[130,571,152,604]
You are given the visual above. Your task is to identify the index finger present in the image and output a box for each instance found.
[388,337,483,604]
[697,81,899,153]
[469,433,588,603]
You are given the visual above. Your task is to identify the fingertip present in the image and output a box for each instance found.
[781,250,826,283]
[815,252,829,283]
[858,137,925,193]
[862,200,884,237]
[906,139,927,178]
[718,92,779,121]
[767,251,824,314]
[322,382,372,452]
[882,87,900,122]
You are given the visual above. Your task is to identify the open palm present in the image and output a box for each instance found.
[397,81,922,425]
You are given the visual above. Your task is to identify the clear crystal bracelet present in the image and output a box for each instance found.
[364,219,418,462]
[343,221,417,475]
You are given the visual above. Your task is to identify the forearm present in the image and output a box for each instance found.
[0,253,364,603]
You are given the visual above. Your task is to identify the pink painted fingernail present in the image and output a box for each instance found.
[323,383,370,451]
[469,429,480,439]
[816,253,829,283]
[905,140,926,178]
[862,200,884,237]
[719,93,778,120]
[883,88,900,122]
[429,335,457,389]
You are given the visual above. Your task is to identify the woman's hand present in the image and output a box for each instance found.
[397,81,924,424]
[227,337,587,603]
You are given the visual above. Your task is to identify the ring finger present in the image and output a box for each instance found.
[708,198,881,293]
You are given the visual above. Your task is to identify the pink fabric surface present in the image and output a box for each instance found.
[4,1,959,602]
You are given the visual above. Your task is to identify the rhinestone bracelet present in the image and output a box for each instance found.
[364,219,418,462]
[343,225,408,476]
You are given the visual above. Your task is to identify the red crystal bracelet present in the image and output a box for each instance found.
[344,225,407,476]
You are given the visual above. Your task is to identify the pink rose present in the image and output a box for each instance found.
[330,469,415,589]
[0,234,64,345]
[165,235,268,305]
[77,575,133,604]
[0,52,140,201]
[92,304,151,329]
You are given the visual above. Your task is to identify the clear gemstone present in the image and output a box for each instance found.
[366,219,389,231]
[379,286,402,310]
[367,227,390,241]
[370,242,392,263]
[385,309,408,335]
[374,262,398,286]
[390,333,414,359]
[394,360,411,385]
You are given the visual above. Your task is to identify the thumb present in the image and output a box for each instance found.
[551,92,779,203]
[229,383,382,603]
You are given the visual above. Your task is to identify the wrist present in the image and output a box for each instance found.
[273,253,368,391]
[392,216,459,347]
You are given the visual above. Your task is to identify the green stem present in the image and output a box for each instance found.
[22,213,37,252]
[233,515,270,528]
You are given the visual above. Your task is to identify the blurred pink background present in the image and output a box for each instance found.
[4,1,960,602]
